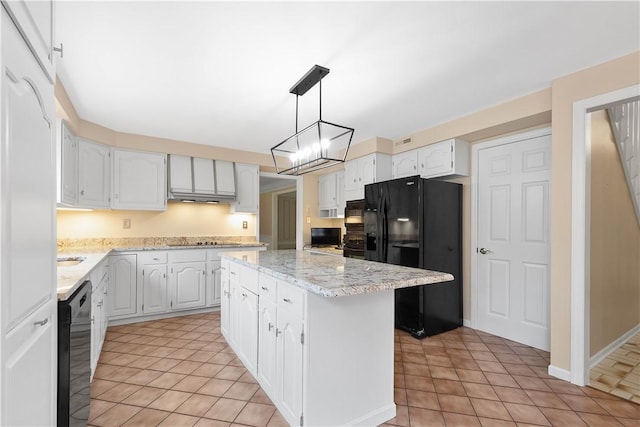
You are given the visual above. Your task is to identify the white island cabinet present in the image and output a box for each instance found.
[220,250,453,427]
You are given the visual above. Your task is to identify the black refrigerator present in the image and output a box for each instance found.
[364,176,462,338]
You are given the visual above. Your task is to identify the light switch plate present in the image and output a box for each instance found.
[122,218,131,229]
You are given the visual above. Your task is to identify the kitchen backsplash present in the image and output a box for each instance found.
[57,235,258,252]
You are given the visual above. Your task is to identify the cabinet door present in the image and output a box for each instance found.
[344,159,359,192]
[60,121,78,205]
[108,254,137,318]
[392,151,418,179]
[318,173,337,210]
[143,265,168,314]
[1,11,56,426]
[3,303,56,427]
[232,163,259,213]
[276,310,304,424]
[91,280,106,378]
[220,261,230,337]
[359,154,377,186]
[207,260,222,306]
[2,0,54,80]
[112,149,166,210]
[168,154,192,193]
[171,262,206,310]
[258,299,277,396]
[78,139,110,208]
[228,277,239,348]
[193,157,216,194]
[336,170,345,214]
[237,288,259,376]
[215,160,236,196]
[418,140,453,178]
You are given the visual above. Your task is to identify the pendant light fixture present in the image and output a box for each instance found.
[271,65,354,175]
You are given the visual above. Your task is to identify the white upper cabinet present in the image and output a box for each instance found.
[57,120,78,206]
[344,153,392,201]
[215,160,236,197]
[3,0,55,81]
[168,154,192,194]
[392,150,419,179]
[232,163,259,213]
[317,170,345,218]
[193,157,216,194]
[78,138,110,208]
[112,149,167,211]
[417,138,470,179]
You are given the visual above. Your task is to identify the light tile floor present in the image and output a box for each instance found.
[590,332,640,404]
[89,312,639,426]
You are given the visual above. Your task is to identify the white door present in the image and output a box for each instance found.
[276,310,304,424]
[108,254,137,318]
[258,299,278,396]
[78,139,110,208]
[171,262,206,310]
[142,265,168,314]
[476,133,551,350]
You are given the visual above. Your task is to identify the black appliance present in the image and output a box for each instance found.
[58,280,92,427]
[310,227,341,247]
[364,176,462,338]
[344,199,365,259]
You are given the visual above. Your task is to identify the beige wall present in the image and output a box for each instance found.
[589,109,640,356]
[550,52,640,371]
[259,192,274,247]
[57,201,256,239]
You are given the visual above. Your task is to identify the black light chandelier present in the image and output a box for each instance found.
[271,65,354,175]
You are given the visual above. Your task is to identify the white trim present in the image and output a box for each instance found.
[548,365,571,382]
[259,172,302,251]
[470,127,552,338]
[463,319,472,328]
[570,84,640,386]
[590,323,640,369]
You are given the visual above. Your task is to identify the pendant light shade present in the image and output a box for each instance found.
[271,65,354,175]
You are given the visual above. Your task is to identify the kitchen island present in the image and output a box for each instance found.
[220,250,454,427]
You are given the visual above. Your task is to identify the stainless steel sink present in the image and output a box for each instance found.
[57,256,86,267]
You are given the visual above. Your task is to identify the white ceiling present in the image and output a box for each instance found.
[55,1,639,156]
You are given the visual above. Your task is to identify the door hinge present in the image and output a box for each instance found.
[300,331,304,345]
[300,414,303,426]
[142,304,144,311]
[142,269,144,276]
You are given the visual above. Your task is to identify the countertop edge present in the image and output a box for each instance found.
[220,252,455,298]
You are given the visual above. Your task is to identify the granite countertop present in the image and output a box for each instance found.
[220,249,454,298]
[57,242,267,301]
[303,245,344,257]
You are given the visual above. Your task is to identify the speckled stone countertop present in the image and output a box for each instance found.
[57,241,267,301]
[303,245,344,257]
[220,250,454,298]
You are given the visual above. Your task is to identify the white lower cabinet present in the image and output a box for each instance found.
[170,262,206,310]
[91,260,109,379]
[257,298,277,396]
[142,265,168,315]
[206,250,222,306]
[236,288,259,376]
[108,254,137,318]
[275,307,304,424]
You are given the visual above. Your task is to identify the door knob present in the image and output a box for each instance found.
[479,248,492,255]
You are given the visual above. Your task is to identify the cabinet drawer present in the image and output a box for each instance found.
[240,265,259,294]
[277,282,305,319]
[207,249,222,262]
[168,249,206,263]
[258,273,277,303]
[139,251,168,264]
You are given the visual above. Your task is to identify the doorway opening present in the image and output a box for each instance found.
[259,173,299,250]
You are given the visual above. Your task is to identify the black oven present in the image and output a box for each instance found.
[344,199,365,258]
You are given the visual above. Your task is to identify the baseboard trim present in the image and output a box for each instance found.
[108,306,219,327]
[548,365,571,382]
[590,323,640,369]
[463,319,472,328]
[346,403,397,427]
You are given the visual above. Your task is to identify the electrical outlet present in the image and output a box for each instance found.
[122,218,131,229]
[306,216,311,224]
[242,220,248,229]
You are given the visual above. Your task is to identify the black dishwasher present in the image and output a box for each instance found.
[58,280,92,427]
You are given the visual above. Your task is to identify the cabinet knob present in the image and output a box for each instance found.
[80,190,85,196]
[261,286,268,291]
[283,298,292,303]
[53,43,64,58]
[275,328,281,337]
[268,322,273,331]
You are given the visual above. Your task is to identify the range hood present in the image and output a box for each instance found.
[168,155,236,203]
